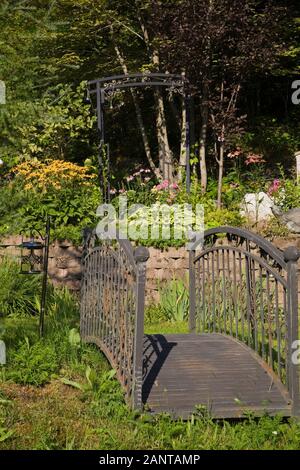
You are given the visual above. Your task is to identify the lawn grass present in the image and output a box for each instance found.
[0,314,300,450]
[144,321,189,335]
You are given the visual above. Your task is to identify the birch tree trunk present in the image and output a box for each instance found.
[199,98,208,193]
[138,12,174,181]
[217,81,225,209]
[178,96,187,182]
[216,83,240,209]
[217,135,225,209]
[111,31,161,180]
[154,84,174,181]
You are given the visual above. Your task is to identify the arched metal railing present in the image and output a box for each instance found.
[189,226,300,415]
[80,229,149,409]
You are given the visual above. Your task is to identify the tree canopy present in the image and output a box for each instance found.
[0,0,300,197]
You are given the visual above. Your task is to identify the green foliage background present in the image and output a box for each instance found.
[0,0,299,242]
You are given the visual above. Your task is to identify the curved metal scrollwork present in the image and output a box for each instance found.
[80,229,149,409]
[88,73,188,100]
[189,226,300,410]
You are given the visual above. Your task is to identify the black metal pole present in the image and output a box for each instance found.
[39,217,50,337]
[284,247,300,417]
[189,244,196,333]
[132,246,150,409]
[185,94,191,194]
[106,142,111,203]
[97,83,106,202]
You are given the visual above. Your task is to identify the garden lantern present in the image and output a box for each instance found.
[0,218,50,336]
[19,218,51,337]
[20,238,44,275]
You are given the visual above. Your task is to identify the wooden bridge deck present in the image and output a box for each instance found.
[142,333,292,419]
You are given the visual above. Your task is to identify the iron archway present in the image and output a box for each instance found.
[87,73,191,202]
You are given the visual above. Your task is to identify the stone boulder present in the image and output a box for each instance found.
[240,192,274,222]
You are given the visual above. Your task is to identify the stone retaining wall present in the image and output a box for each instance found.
[0,236,82,291]
[146,247,189,302]
[1,235,300,302]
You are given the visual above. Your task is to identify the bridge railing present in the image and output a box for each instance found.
[189,226,300,416]
[80,229,149,409]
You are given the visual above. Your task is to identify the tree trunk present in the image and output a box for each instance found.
[154,87,174,181]
[198,0,215,193]
[151,50,174,181]
[216,81,225,209]
[199,82,209,193]
[178,96,187,182]
[199,103,208,193]
[137,10,174,181]
[217,139,224,209]
[216,83,240,208]
[112,33,161,180]
[190,96,196,158]
[134,96,161,180]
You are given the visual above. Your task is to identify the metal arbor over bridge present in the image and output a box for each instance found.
[87,73,191,202]
[80,227,300,418]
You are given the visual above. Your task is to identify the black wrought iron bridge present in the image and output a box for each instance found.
[80,227,300,418]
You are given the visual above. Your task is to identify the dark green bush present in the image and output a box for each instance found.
[7,338,59,386]
[0,258,41,318]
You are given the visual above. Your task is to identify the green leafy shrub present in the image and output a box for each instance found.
[7,337,59,386]
[109,173,245,249]
[0,258,41,317]
[158,278,189,323]
[270,171,300,211]
[145,278,190,325]
[0,317,39,350]
[44,288,81,365]
[13,160,100,240]
[2,287,81,386]
[205,207,245,229]
[144,304,166,324]
[262,217,290,239]
[0,181,30,237]
[241,119,300,169]
[46,286,79,325]
[50,225,85,245]
[1,82,96,166]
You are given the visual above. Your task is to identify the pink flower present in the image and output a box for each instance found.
[154,180,171,191]
[268,179,281,195]
[245,153,265,165]
[119,188,126,194]
[126,176,134,182]
[228,148,243,159]
[110,188,117,195]
[170,183,179,190]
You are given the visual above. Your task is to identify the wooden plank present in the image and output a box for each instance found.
[143,333,292,419]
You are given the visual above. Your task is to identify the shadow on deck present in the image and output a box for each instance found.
[142,333,292,419]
